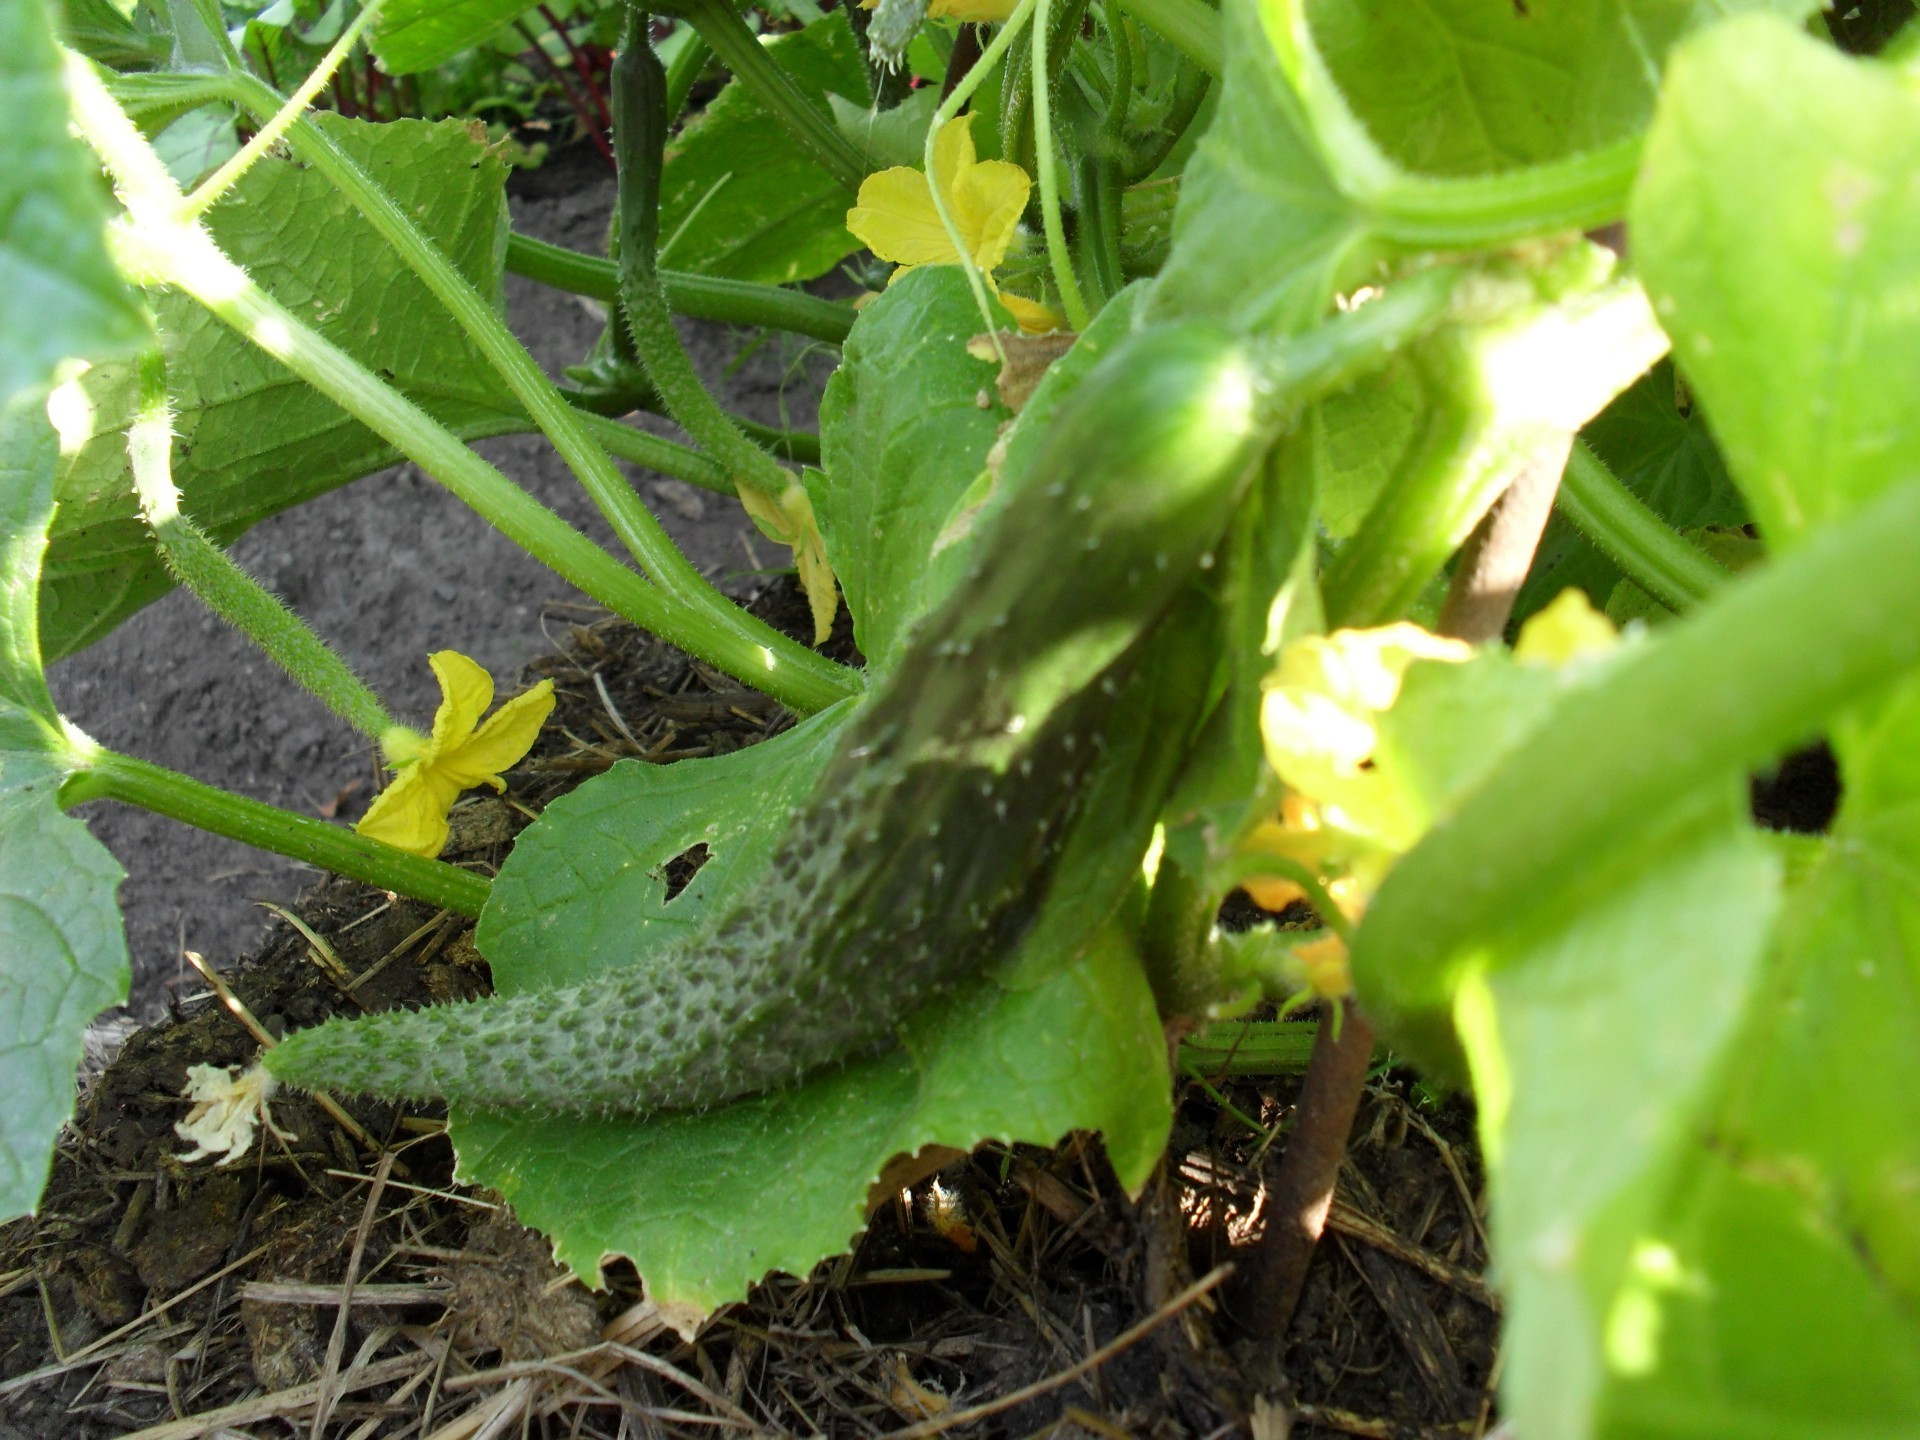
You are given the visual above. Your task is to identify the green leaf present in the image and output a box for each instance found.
[41,113,513,661]
[813,268,1010,673]
[1516,360,1745,624]
[656,13,870,284]
[476,701,856,985]
[1588,680,1920,1436]
[1148,0,1369,332]
[1308,0,1813,179]
[3,0,147,410]
[0,405,128,1224]
[372,0,534,75]
[828,85,937,169]
[449,919,1169,1329]
[1454,795,1781,1440]
[1634,16,1920,546]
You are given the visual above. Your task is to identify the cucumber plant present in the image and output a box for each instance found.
[9,0,1920,1432]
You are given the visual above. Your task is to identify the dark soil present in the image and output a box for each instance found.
[4,580,1499,1438]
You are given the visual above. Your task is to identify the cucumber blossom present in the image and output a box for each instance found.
[263,322,1332,1114]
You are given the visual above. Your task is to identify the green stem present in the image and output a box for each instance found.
[130,353,393,739]
[210,72,854,707]
[1556,440,1727,612]
[1370,140,1642,251]
[664,0,867,191]
[63,750,490,916]
[1179,1019,1320,1077]
[1141,855,1221,1017]
[1111,0,1221,78]
[1031,0,1092,331]
[613,24,794,505]
[506,232,856,343]
[1354,473,1920,1046]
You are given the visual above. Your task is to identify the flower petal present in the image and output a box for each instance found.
[426,650,496,757]
[848,168,958,267]
[998,291,1066,335]
[929,113,978,206]
[952,158,1030,273]
[356,761,464,858]
[436,679,556,790]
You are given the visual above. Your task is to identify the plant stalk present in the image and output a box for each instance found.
[130,353,394,740]
[1555,440,1728,612]
[1111,0,1221,77]
[62,750,490,917]
[506,233,857,342]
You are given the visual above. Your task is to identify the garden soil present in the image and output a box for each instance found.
[9,150,1503,1437]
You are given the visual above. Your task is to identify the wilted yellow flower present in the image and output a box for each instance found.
[742,481,839,645]
[357,651,554,858]
[846,114,1062,334]
[176,1062,288,1166]
[1513,586,1619,665]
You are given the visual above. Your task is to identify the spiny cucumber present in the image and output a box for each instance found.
[264,312,1427,1114]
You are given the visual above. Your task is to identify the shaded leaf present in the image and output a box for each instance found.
[0,406,127,1223]
[41,114,513,660]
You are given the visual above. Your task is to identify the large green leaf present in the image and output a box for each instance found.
[656,13,870,284]
[813,268,1010,674]
[1634,16,1920,546]
[475,701,855,984]
[41,113,513,661]
[1308,0,1813,180]
[450,918,1169,1329]
[4,0,147,410]
[0,406,128,1224]
[372,0,533,74]
[1455,796,1781,1440]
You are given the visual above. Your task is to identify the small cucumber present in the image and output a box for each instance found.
[268,281,1467,1114]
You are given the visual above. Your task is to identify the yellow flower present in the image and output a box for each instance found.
[846,114,1063,335]
[1238,624,1474,943]
[1513,587,1619,666]
[356,651,555,859]
[741,481,839,645]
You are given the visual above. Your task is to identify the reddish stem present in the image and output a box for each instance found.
[539,3,613,132]
[517,18,616,166]
[1226,434,1572,1365]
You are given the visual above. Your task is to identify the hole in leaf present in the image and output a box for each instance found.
[661,843,713,901]
[1749,741,1841,835]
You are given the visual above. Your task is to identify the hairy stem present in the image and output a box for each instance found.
[130,353,394,740]
[1111,0,1221,77]
[1555,440,1728,612]
[1031,0,1092,329]
[62,750,489,916]
[505,233,857,342]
